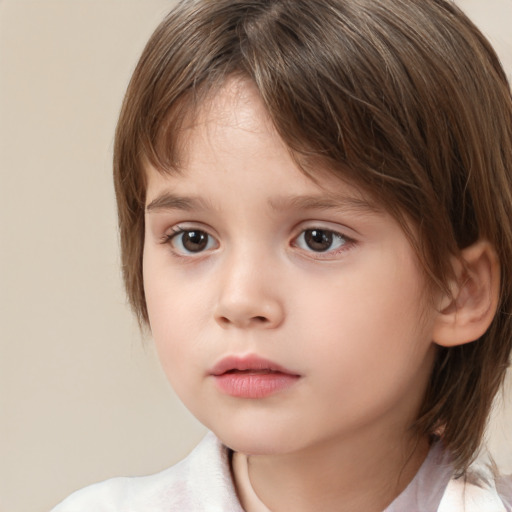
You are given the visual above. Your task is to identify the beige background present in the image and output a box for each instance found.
[0,1,511,511]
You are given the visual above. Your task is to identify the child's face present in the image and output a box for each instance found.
[143,79,439,455]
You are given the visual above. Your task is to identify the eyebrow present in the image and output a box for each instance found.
[267,194,380,214]
[145,192,380,215]
[145,193,213,213]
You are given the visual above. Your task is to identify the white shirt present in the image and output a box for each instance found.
[50,432,512,512]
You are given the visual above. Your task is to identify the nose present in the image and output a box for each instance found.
[213,254,285,330]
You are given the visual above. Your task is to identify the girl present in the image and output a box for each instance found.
[52,0,512,510]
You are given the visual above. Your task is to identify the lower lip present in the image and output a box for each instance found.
[213,372,300,398]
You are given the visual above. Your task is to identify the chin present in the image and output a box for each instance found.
[208,420,305,456]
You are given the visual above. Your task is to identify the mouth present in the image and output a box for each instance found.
[223,369,281,374]
[211,354,298,376]
[210,355,300,398]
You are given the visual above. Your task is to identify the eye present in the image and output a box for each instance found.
[294,228,348,253]
[168,228,218,254]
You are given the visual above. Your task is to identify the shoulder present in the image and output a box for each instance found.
[50,432,244,512]
[497,474,512,510]
[438,452,512,512]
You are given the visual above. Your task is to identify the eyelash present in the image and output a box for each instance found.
[292,228,353,258]
[163,226,219,256]
[162,225,355,258]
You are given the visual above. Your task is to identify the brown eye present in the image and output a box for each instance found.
[170,229,216,254]
[296,229,347,253]
[304,229,333,252]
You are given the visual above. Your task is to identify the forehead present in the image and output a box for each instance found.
[177,78,279,163]
[146,77,379,213]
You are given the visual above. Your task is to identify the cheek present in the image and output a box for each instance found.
[145,281,208,412]
[144,245,207,332]
[292,272,434,428]
[145,280,207,361]
[143,250,216,399]
[144,252,190,361]
[294,253,432,375]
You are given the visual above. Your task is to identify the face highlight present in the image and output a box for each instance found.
[142,79,439,457]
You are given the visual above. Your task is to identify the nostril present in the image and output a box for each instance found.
[218,316,231,326]
[216,315,267,327]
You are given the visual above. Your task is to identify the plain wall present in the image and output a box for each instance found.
[0,1,511,511]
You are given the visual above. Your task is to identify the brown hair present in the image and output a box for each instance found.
[113,0,512,472]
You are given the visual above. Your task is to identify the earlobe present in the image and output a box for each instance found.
[433,240,500,347]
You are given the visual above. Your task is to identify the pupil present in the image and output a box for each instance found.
[305,229,332,252]
[183,231,208,252]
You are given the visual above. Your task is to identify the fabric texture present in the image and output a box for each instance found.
[51,432,244,512]
[51,432,512,512]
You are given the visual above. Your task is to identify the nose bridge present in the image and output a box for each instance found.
[214,241,284,329]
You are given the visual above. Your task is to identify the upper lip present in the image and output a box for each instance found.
[210,355,299,376]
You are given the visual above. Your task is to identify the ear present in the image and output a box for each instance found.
[433,240,500,347]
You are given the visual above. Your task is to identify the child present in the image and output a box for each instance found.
[52,0,512,510]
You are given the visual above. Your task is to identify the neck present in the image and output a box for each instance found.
[244,429,430,512]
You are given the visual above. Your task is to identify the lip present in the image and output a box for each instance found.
[210,355,301,399]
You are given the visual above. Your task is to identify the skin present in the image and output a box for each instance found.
[143,79,444,512]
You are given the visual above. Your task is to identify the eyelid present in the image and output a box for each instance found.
[290,222,357,258]
[291,220,357,241]
[163,224,220,256]
[162,222,217,240]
